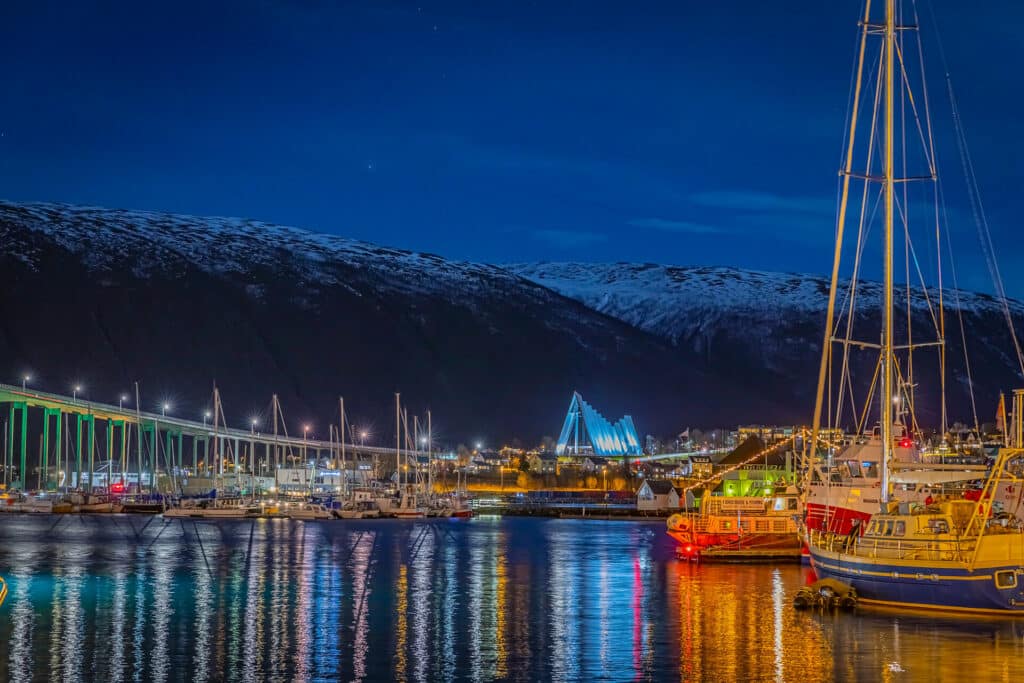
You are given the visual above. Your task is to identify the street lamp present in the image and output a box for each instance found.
[251,419,259,479]
[360,430,368,446]
[73,385,81,402]
[119,394,127,410]
[162,402,170,417]
[22,375,30,390]
[303,424,310,463]
[203,410,211,427]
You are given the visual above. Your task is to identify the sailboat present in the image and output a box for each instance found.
[804,0,1024,613]
[809,393,1024,614]
[163,386,257,519]
[800,0,1021,537]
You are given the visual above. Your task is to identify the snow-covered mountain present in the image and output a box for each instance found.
[0,201,1018,438]
[510,262,1024,427]
[0,201,757,440]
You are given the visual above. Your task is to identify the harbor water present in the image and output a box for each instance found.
[1,515,1023,682]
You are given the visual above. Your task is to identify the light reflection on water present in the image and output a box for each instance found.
[1,516,1024,681]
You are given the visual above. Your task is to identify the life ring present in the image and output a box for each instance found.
[667,514,690,532]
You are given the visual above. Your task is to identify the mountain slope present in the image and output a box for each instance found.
[0,201,770,442]
[510,262,1024,428]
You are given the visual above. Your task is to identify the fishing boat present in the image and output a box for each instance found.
[667,488,802,560]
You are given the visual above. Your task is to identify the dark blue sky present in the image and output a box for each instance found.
[1,1,1021,295]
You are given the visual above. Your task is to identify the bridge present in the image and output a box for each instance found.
[0,382,419,492]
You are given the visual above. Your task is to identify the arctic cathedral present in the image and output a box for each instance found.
[555,391,643,458]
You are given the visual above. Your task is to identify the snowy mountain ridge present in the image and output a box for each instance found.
[509,261,1021,346]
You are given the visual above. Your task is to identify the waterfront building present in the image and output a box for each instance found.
[636,480,680,511]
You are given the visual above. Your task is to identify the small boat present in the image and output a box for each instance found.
[78,495,124,513]
[23,495,54,514]
[392,491,427,519]
[667,488,802,561]
[0,494,25,513]
[284,502,333,520]
[163,498,262,519]
[337,500,382,519]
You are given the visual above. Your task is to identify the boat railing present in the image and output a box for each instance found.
[808,528,975,562]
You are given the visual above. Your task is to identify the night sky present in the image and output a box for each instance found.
[1,1,1021,295]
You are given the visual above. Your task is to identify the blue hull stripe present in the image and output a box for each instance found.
[809,547,1024,613]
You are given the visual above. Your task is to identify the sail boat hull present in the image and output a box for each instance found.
[809,544,1024,614]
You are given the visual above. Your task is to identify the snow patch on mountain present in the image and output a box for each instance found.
[509,262,1022,344]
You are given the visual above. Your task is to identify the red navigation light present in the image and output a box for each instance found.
[111,481,125,494]
[898,438,912,449]
[685,545,693,554]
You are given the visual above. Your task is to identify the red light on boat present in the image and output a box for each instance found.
[111,481,125,493]
[685,545,693,553]
[898,438,912,448]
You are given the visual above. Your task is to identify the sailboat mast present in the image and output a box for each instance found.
[808,0,873,473]
[395,393,401,489]
[880,0,896,503]
[339,396,346,492]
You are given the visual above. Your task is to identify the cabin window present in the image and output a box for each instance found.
[788,498,798,511]
[995,571,1018,589]
[884,521,895,536]
[929,519,950,534]
[894,521,906,536]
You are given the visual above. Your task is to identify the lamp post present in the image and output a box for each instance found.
[119,394,127,410]
[203,411,211,427]
[162,403,170,417]
[73,385,81,403]
[360,430,367,447]
[251,419,258,480]
[22,375,30,390]
[303,425,310,464]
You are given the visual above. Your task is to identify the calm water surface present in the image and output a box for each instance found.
[0,515,1022,682]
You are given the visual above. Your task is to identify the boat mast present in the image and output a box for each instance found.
[395,392,401,490]
[808,0,873,473]
[880,0,895,503]
[339,396,346,495]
